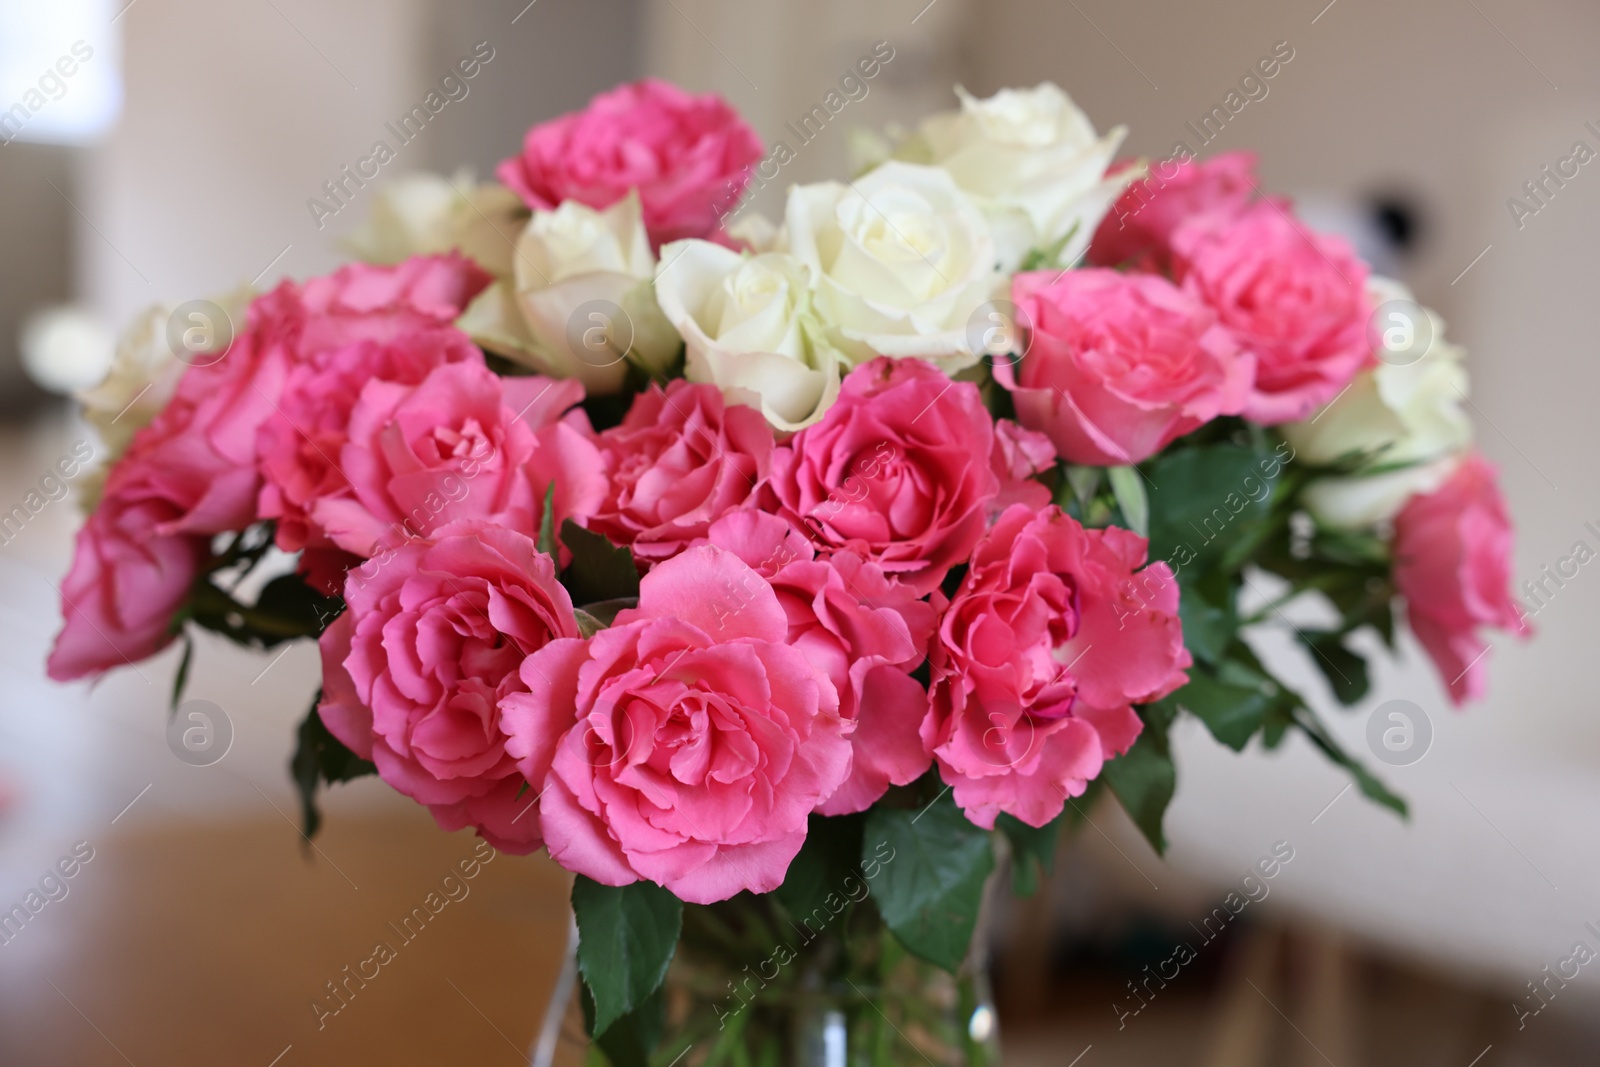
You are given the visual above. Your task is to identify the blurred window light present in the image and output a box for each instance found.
[0,0,122,146]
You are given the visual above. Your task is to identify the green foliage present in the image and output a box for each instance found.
[289,694,376,840]
[774,813,865,921]
[863,792,994,972]
[995,813,1059,897]
[572,877,683,1038]
[1102,703,1177,855]
[561,520,641,605]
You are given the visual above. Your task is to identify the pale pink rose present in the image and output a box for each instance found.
[1089,151,1260,273]
[1393,454,1529,705]
[311,362,603,559]
[586,380,774,564]
[699,511,938,815]
[502,546,850,903]
[923,505,1190,829]
[1003,269,1252,466]
[990,418,1058,511]
[1173,202,1373,425]
[256,256,492,553]
[766,358,1000,595]
[496,79,763,245]
[46,492,207,681]
[317,523,579,853]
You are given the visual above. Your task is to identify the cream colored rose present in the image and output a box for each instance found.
[1283,278,1474,528]
[342,171,526,276]
[655,240,845,432]
[783,161,999,372]
[459,191,678,394]
[896,83,1130,271]
[78,286,252,459]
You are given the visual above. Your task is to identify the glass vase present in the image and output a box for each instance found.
[533,892,1002,1067]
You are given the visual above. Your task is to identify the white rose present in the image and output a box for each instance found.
[342,172,526,276]
[897,83,1130,271]
[78,286,252,459]
[783,161,999,372]
[1283,278,1474,527]
[655,241,845,432]
[459,191,678,394]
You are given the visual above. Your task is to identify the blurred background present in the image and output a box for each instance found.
[0,0,1596,1063]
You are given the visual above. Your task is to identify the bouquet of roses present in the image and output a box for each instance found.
[50,76,1526,1064]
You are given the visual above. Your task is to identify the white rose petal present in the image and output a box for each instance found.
[900,83,1130,271]
[342,172,526,276]
[784,161,999,373]
[1282,278,1474,528]
[463,191,678,393]
[655,240,845,432]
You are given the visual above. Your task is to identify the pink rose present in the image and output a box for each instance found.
[1003,269,1252,465]
[1089,151,1260,273]
[496,78,763,245]
[317,524,580,853]
[46,491,207,681]
[990,418,1058,511]
[1393,455,1529,705]
[700,511,938,815]
[257,256,492,553]
[1173,202,1372,425]
[923,505,1190,829]
[502,546,850,903]
[311,362,603,559]
[586,380,774,564]
[766,358,1000,594]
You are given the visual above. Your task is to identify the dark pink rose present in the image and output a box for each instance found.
[990,418,1057,511]
[923,505,1190,829]
[496,78,763,245]
[256,256,493,553]
[700,511,938,815]
[46,491,207,681]
[502,546,850,903]
[1003,269,1252,465]
[1173,202,1373,425]
[766,358,1000,595]
[586,380,774,564]
[311,362,602,559]
[1393,455,1530,705]
[1089,151,1260,273]
[317,523,580,853]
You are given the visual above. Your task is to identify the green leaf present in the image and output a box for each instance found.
[537,481,558,558]
[1294,709,1408,818]
[1171,668,1274,752]
[774,813,865,923]
[1146,444,1279,573]
[571,877,682,1038]
[1178,582,1234,666]
[254,573,345,639]
[289,693,377,840]
[1061,465,1102,511]
[1297,629,1370,706]
[170,632,194,713]
[560,521,641,605]
[1102,707,1176,855]
[996,813,1059,897]
[1107,465,1149,537]
[864,793,995,972]
[589,985,663,1067]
